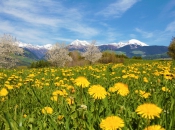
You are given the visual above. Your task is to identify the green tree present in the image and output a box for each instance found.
[167,37,175,60]
[30,60,51,68]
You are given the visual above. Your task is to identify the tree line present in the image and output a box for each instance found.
[30,45,129,68]
[1,34,175,69]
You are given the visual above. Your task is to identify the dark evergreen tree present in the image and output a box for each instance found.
[30,60,51,68]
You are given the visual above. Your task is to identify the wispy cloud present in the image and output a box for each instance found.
[161,0,175,17]
[137,22,175,45]
[0,0,99,44]
[165,21,175,32]
[106,29,123,43]
[129,34,137,38]
[135,28,153,38]
[96,0,139,18]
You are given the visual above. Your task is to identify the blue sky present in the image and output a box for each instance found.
[0,0,175,46]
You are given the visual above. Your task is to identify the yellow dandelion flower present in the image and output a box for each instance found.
[23,114,27,118]
[141,92,151,98]
[107,92,110,97]
[134,75,139,79]
[45,83,50,86]
[54,82,60,86]
[74,76,90,88]
[144,125,165,130]
[113,82,129,96]
[66,85,74,90]
[143,77,148,83]
[52,90,68,97]
[108,87,117,93]
[122,75,128,78]
[136,90,151,98]
[42,107,53,114]
[136,103,162,119]
[51,95,58,101]
[0,88,8,97]
[122,70,126,73]
[1,97,5,102]
[66,97,74,105]
[100,116,124,130]
[162,87,170,92]
[164,75,172,80]
[135,90,139,93]
[88,85,107,99]
[5,85,14,90]
[16,83,22,88]
[58,115,64,120]
[142,71,146,74]
[28,74,35,77]
[66,85,75,93]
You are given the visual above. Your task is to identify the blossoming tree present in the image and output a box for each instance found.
[0,34,23,68]
[46,43,72,67]
[82,41,102,64]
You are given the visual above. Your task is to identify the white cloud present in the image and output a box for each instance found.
[0,21,15,32]
[0,0,100,45]
[66,23,99,37]
[1,8,61,26]
[106,31,123,42]
[135,28,153,38]
[130,34,137,38]
[165,21,175,32]
[161,0,175,17]
[96,0,139,18]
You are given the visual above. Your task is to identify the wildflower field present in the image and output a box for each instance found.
[0,60,175,130]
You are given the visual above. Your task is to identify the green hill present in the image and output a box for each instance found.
[16,49,39,66]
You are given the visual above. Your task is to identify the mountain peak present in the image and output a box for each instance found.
[108,39,149,48]
[70,39,90,46]
[128,39,148,46]
[17,42,52,50]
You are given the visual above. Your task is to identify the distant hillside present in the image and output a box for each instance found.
[16,49,39,66]
[115,45,168,57]
[143,52,169,60]
[15,39,169,66]
[23,48,40,60]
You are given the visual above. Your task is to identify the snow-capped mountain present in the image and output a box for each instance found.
[17,42,52,59]
[69,39,148,49]
[17,39,148,50]
[14,39,168,61]
[70,39,90,46]
[69,39,91,50]
[17,42,52,50]
[109,39,148,48]
[128,39,148,46]
[16,39,150,59]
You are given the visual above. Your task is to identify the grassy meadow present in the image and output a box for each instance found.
[0,60,175,130]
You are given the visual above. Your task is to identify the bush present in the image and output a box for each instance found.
[98,52,125,64]
[132,56,142,59]
[30,60,51,68]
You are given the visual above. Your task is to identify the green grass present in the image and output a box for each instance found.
[15,55,37,66]
[115,51,126,55]
[132,51,145,55]
[0,60,175,129]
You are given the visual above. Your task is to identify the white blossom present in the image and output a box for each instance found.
[82,41,102,64]
[0,34,23,68]
[46,43,72,67]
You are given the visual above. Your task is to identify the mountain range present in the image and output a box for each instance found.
[17,39,169,65]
